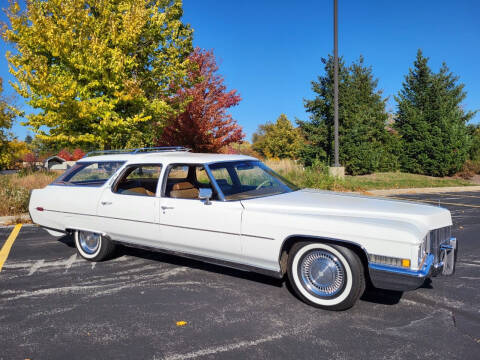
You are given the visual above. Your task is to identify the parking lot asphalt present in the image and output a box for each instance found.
[0,191,479,360]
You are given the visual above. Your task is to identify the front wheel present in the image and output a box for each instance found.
[287,242,365,310]
[74,230,115,261]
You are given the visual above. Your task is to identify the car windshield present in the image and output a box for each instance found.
[208,160,299,200]
[53,161,125,186]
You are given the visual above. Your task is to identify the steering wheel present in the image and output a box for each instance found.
[255,179,273,190]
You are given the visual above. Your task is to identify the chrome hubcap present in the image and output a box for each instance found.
[79,231,101,254]
[300,250,345,297]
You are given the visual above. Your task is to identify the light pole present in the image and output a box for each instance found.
[328,0,344,178]
[333,0,339,168]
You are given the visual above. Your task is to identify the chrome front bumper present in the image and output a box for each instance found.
[368,237,457,292]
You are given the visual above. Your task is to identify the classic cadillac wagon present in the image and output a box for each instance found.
[29,147,457,310]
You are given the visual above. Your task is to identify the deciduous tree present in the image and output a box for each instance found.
[72,148,86,160]
[394,50,475,176]
[223,141,262,158]
[2,0,193,149]
[158,49,244,152]
[57,148,73,161]
[253,114,303,159]
[0,77,19,169]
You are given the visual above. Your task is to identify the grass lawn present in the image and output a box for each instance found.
[266,159,475,192]
[342,172,474,191]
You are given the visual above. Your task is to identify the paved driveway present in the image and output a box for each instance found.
[0,192,479,359]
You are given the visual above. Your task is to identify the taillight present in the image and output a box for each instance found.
[36,207,44,211]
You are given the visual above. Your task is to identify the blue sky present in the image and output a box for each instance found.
[2,0,479,142]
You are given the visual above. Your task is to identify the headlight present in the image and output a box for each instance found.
[418,234,429,265]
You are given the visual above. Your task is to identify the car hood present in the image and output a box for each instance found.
[240,189,452,231]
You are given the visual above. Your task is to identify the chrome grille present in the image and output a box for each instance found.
[428,226,451,263]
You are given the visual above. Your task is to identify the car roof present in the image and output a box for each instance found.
[77,152,258,164]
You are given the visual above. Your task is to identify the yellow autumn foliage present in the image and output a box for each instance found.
[2,0,193,149]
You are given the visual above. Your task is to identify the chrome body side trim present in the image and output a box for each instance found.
[278,234,370,268]
[41,209,275,240]
[111,240,283,279]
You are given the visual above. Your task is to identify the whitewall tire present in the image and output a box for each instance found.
[74,230,115,261]
[287,242,365,310]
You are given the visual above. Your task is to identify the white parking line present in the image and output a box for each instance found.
[161,331,289,360]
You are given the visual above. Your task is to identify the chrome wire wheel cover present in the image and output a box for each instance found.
[79,231,101,254]
[299,250,346,297]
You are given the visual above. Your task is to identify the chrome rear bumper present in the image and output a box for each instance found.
[368,237,457,292]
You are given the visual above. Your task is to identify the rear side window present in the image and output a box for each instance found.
[113,164,162,196]
[53,161,125,187]
[167,165,189,179]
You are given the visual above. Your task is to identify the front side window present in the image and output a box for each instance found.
[53,161,125,187]
[113,164,162,196]
[164,164,216,200]
[208,161,299,200]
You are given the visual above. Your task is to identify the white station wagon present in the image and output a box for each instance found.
[29,147,457,310]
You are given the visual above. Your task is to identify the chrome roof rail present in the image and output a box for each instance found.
[83,146,191,158]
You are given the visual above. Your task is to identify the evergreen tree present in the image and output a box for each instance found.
[395,50,475,176]
[299,56,398,175]
[467,124,480,161]
[252,114,303,159]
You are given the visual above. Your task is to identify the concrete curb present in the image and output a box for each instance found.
[362,186,480,196]
[0,213,31,226]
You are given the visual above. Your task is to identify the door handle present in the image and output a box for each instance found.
[161,206,174,210]
[101,201,112,206]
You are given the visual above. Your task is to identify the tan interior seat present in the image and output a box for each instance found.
[126,187,155,196]
[170,181,199,199]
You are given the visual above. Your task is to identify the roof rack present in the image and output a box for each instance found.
[83,146,191,158]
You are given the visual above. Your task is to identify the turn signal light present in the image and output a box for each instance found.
[369,254,411,269]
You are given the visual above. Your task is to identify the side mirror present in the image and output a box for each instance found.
[198,188,213,205]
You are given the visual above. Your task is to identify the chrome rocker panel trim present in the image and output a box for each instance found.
[111,240,284,279]
[368,237,457,292]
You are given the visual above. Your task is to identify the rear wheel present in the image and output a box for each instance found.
[74,230,115,261]
[287,242,365,310]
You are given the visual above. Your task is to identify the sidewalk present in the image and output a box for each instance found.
[0,214,31,226]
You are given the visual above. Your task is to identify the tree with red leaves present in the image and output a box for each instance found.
[23,152,37,163]
[158,49,244,152]
[57,148,73,161]
[23,152,38,170]
[72,148,86,160]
